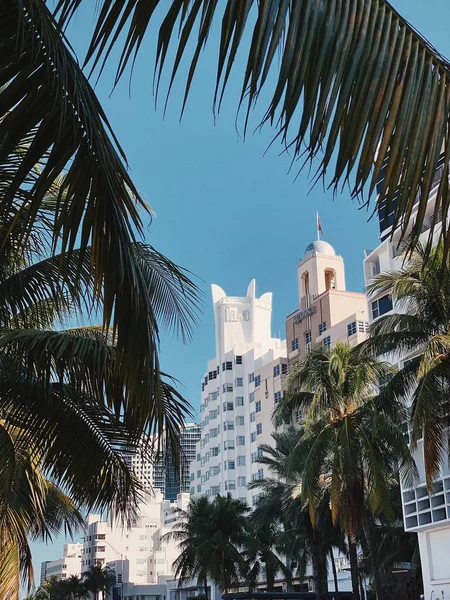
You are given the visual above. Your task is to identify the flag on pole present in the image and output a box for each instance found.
[316,212,324,239]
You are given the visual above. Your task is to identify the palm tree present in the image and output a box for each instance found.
[0,2,206,417]
[366,241,450,488]
[0,424,84,600]
[82,566,116,600]
[250,428,342,600]
[163,495,249,599]
[280,342,417,600]
[242,521,292,592]
[34,0,450,259]
[64,576,88,600]
[0,185,198,596]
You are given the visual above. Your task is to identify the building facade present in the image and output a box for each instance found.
[81,491,189,586]
[123,425,200,501]
[286,240,368,363]
[189,279,287,505]
[363,162,449,599]
[160,424,202,501]
[43,543,83,581]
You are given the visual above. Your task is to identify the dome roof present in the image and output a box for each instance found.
[304,240,336,258]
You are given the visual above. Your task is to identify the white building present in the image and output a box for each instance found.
[363,156,450,599]
[189,279,287,505]
[43,543,83,581]
[82,491,189,586]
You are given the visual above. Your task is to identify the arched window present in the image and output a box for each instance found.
[325,268,336,291]
[302,271,310,296]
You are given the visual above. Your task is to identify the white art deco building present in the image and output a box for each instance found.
[189,280,287,506]
[363,155,450,599]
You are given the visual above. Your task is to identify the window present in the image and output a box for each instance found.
[211,446,219,457]
[197,470,201,478]
[257,468,264,480]
[235,355,242,365]
[347,321,357,336]
[222,362,225,371]
[274,391,282,404]
[191,473,195,481]
[358,321,369,333]
[371,257,381,276]
[236,435,245,446]
[197,484,201,492]
[224,421,234,431]
[223,401,234,412]
[237,455,246,466]
[305,331,312,344]
[235,396,244,407]
[238,476,246,487]
[225,480,236,491]
[226,361,233,370]
[255,400,261,413]
[273,364,280,377]
[371,295,393,319]
[254,375,261,387]
[223,383,233,393]
[291,338,299,351]
[224,440,235,450]
[248,372,254,383]
[236,377,243,387]
[211,466,220,476]
[282,363,288,375]
[250,412,256,422]
[252,494,262,506]
[256,423,262,435]
[323,336,331,348]
[251,432,256,442]
[211,485,220,495]
[236,416,245,426]
[249,392,255,402]
[225,460,235,470]
[319,321,327,334]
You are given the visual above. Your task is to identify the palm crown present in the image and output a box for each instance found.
[366,241,450,487]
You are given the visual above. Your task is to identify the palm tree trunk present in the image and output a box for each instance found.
[310,537,328,600]
[359,578,365,600]
[361,508,385,600]
[329,548,339,599]
[203,576,209,600]
[348,537,360,600]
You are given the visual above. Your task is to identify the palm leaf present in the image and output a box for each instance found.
[0,2,203,424]
[57,0,450,256]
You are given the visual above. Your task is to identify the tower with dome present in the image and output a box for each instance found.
[285,237,369,361]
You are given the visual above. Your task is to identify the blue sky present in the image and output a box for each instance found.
[29,0,450,584]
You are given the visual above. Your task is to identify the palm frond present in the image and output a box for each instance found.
[1,3,203,423]
[57,0,450,256]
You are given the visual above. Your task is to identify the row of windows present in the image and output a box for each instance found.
[250,423,263,442]
[347,320,370,336]
[201,356,244,390]
[251,447,263,463]
[273,363,288,377]
[222,378,243,393]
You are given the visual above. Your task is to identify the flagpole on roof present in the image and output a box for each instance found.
[316,211,320,241]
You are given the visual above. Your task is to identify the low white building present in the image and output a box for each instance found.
[42,492,189,594]
[363,156,450,599]
[82,491,190,586]
[44,543,83,581]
